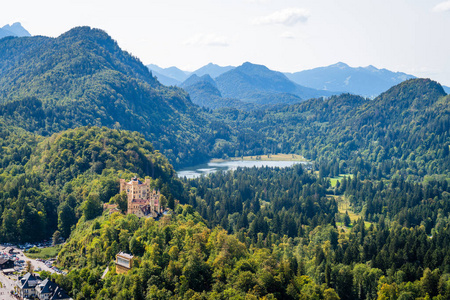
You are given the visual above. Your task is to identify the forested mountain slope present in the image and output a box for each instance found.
[2,25,450,300]
[0,27,232,168]
[0,126,181,242]
[0,26,448,178]
[215,79,449,178]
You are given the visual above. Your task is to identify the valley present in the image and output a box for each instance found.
[0,26,449,299]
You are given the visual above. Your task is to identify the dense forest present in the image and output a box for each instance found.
[212,79,450,179]
[1,27,449,176]
[0,126,179,242]
[1,27,450,299]
[0,27,233,168]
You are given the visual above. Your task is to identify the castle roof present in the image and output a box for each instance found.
[128,176,143,185]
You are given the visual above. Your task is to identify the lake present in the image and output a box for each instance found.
[177,160,310,179]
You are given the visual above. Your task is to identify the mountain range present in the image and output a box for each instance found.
[1,26,448,173]
[0,22,31,39]
[149,61,450,104]
[1,25,450,300]
[147,62,234,86]
[284,62,415,97]
[178,62,336,110]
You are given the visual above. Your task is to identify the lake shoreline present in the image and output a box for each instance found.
[177,155,311,179]
[210,153,308,163]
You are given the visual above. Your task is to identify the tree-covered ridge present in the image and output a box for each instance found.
[54,206,342,300]
[0,118,43,172]
[0,27,233,168]
[214,79,449,178]
[26,126,174,185]
[1,27,449,174]
[0,126,180,243]
[337,174,450,233]
[0,26,158,99]
[51,168,450,299]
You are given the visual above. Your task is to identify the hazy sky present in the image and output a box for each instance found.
[2,0,450,85]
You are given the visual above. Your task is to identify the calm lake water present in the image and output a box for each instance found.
[177,160,310,179]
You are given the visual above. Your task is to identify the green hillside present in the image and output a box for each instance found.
[0,27,232,168]
[214,79,450,179]
[1,28,448,178]
[0,126,180,242]
[0,28,449,300]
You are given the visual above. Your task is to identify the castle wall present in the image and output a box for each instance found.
[121,177,161,217]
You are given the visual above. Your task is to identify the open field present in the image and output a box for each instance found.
[25,246,60,259]
[333,195,372,229]
[329,174,353,187]
[211,153,308,163]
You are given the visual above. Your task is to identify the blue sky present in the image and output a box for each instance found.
[2,0,450,85]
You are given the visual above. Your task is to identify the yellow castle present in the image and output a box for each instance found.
[120,176,161,218]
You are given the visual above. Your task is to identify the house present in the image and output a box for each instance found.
[0,257,14,270]
[50,286,71,300]
[120,177,161,218]
[36,278,59,300]
[17,273,72,300]
[115,252,133,274]
[17,273,40,299]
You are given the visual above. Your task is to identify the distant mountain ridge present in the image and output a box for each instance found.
[181,74,255,110]
[147,63,235,86]
[150,70,181,86]
[2,25,448,172]
[150,61,450,99]
[181,62,335,110]
[284,62,416,98]
[181,74,217,89]
[147,64,189,85]
[215,62,334,101]
[192,63,235,78]
[0,22,31,39]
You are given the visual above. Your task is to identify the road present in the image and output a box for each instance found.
[0,273,15,300]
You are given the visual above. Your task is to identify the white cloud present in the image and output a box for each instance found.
[252,8,310,26]
[281,31,295,39]
[184,33,230,47]
[433,1,450,12]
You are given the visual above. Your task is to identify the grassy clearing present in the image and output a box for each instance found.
[336,196,360,222]
[333,195,372,229]
[25,246,60,259]
[211,153,308,162]
[329,174,353,187]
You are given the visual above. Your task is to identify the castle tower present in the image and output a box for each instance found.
[120,176,161,217]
